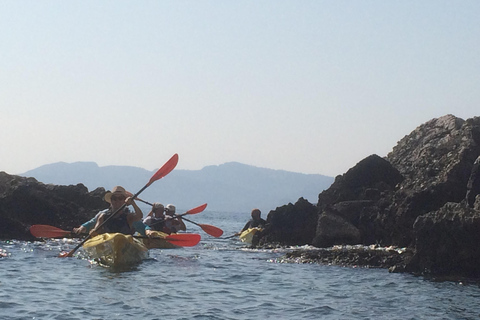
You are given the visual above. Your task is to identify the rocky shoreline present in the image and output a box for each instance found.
[259,114,480,279]
[277,245,414,272]
[1,114,480,280]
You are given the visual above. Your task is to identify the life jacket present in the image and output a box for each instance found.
[102,208,134,235]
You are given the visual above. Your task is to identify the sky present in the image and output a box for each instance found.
[1,1,479,177]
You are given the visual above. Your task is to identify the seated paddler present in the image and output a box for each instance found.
[89,186,143,237]
[143,202,171,234]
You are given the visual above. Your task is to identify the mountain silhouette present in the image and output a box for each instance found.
[20,161,333,213]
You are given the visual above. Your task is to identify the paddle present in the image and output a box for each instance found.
[138,199,222,237]
[30,224,200,247]
[59,153,179,258]
[135,233,201,247]
[30,224,71,238]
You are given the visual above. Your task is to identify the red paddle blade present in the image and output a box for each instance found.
[186,203,207,215]
[165,233,201,247]
[200,224,223,238]
[147,153,179,186]
[30,225,71,238]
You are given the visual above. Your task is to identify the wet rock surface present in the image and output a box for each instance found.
[277,245,414,271]
[261,115,480,278]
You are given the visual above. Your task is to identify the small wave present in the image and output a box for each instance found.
[300,305,337,315]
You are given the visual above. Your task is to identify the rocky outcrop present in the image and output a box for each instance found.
[0,172,108,240]
[262,114,480,278]
[386,115,480,247]
[406,200,480,278]
[314,154,402,247]
[261,197,318,246]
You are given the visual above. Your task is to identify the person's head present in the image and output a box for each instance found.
[104,186,127,209]
[251,208,261,220]
[152,203,165,218]
[165,204,176,216]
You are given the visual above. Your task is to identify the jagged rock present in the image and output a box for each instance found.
[407,202,480,277]
[386,115,480,246]
[261,197,318,246]
[466,156,480,207]
[263,114,480,278]
[281,245,414,269]
[317,154,403,206]
[312,209,361,247]
[0,172,108,240]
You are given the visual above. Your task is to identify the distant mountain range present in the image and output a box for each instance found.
[20,162,334,213]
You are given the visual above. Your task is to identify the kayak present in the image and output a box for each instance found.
[239,227,263,244]
[140,231,181,249]
[83,233,149,267]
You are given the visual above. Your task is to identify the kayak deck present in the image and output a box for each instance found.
[239,228,262,244]
[140,231,181,250]
[83,233,149,267]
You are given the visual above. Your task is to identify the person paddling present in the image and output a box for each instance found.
[164,204,187,233]
[143,202,171,234]
[236,208,266,236]
[89,186,143,237]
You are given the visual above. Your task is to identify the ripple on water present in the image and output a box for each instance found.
[3,233,480,320]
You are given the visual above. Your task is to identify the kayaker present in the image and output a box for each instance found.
[235,208,266,236]
[143,202,170,234]
[73,214,152,236]
[89,186,143,236]
[164,204,186,233]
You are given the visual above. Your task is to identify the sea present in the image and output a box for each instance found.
[1,210,480,320]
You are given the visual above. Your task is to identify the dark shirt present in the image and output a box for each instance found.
[241,218,266,233]
[101,208,134,235]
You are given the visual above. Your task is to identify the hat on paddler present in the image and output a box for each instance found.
[104,186,128,204]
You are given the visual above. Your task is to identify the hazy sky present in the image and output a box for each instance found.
[1,1,479,177]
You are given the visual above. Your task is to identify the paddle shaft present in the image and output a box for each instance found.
[62,154,178,257]
[136,199,223,236]
[148,211,191,227]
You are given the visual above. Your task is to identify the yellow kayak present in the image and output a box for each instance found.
[83,233,149,267]
[239,228,263,244]
[140,231,181,249]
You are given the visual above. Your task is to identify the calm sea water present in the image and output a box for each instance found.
[1,210,480,320]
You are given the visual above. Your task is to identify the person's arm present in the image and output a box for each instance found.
[173,217,187,232]
[132,220,149,236]
[126,197,143,224]
[235,220,251,235]
[78,213,101,234]
[90,213,105,236]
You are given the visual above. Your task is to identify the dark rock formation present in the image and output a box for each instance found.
[386,115,480,247]
[0,172,108,240]
[313,154,402,247]
[280,245,414,270]
[261,197,317,246]
[407,201,480,278]
[262,114,480,278]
